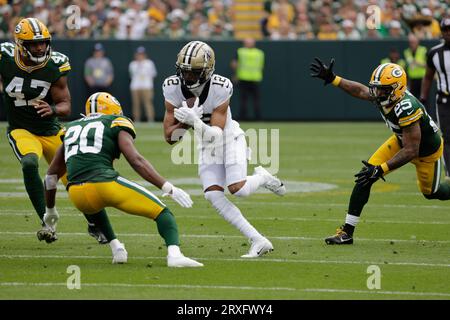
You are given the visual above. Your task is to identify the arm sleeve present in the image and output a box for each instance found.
[111,116,137,139]
[214,78,233,106]
[398,108,423,128]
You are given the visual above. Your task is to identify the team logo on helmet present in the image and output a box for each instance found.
[15,24,22,34]
[392,68,403,78]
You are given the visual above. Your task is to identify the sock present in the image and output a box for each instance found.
[234,174,267,197]
[205,190,263,241]
[109,239,123,251]
[424,182,450,200]
[343,214,359,236]
[21,154,45,221]
[86,209,116,242]
[168,245,182,257]
[155,208,180,246]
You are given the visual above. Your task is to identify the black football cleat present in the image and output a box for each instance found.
[87,223,108,244]
[325,227,353,245]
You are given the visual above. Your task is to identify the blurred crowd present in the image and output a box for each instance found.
[264,0,449,40]
[0,0,449,40]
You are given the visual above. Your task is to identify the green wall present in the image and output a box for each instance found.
[0,39,440,122]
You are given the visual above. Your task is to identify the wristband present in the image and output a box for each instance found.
[161,181,173,194]
[332,76,342,86]
[380,163,389,173]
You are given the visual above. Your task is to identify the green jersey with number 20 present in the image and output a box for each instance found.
[377,90,441,157]
[0,42,71,136]
[63,114,136,184]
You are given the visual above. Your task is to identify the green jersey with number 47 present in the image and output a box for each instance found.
[0,42,71,135]
[64,114,136,184]
[378,90,441,157]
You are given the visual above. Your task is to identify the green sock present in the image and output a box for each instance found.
[86,209,116,242]
[21,154,45,221]
[424,182,450,200]
[155,208,180,246]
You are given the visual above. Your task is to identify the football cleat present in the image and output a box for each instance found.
[112,245,128,264]
[167,255,204,268]
[36,225,58,244]
[325,227,354,245]
[87,223,108,244]
[254,166,286,196]
[241,237,274,258]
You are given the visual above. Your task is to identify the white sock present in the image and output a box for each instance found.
[168,245,182,257]
[234,174,267,197]
[205,190,263,241]
[109,239,122,251]
[345,214,360,227]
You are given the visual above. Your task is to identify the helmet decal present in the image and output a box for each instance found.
[392,68,403,78]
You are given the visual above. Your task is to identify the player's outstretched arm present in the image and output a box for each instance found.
[310,57,372,101]
[118,130,193,208]
[163,101,189,145]
[119,130,166,188]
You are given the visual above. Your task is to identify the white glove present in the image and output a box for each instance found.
[43,207,59,231]
[174,101,203,127]
[161,182,193,208]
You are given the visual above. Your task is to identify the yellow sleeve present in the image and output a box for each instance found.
[398,109,423,127]
[111,117,136,138]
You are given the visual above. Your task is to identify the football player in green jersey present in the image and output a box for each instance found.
[43,92,203,267]
[0,18,110,244]
[310,58,450,244]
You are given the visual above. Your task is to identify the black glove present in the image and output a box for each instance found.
[310,57,336,85]
[354,160,386,187]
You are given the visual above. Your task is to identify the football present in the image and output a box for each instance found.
[174,97,197,129]
[184,97,197,108]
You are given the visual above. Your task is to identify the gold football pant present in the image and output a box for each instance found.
[7,128,68,184]
[368,134,444,195]
[68,176,166,219]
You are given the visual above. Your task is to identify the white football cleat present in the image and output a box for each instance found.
[254,166,286,196]
[112,245,128,264]
[167,255,204,268]
[241,237,274,258]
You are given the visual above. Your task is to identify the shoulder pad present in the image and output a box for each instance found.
[50,51,71,73]
[0,42,15,59]
[163,76,181,88]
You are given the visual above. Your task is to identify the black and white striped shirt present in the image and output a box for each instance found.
[427,42,450,95]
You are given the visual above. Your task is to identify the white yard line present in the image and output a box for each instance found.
[0,281,448,297]
[1,231,448,244]
[0,254,448,268]
[1,211,450,225]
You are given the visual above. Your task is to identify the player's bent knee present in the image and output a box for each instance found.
[21,154,39,171]
[228,181,246,196]
[204,185,224,193]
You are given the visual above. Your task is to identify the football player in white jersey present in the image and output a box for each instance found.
[162,41,286,258]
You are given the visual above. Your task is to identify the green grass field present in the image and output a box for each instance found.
[0,122,449,300]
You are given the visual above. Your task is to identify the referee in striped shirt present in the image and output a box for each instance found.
[421,17,450,178]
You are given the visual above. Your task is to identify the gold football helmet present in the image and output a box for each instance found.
[369,63,407,107]
[85,92,123,116]
[14,18,52,64]
[176,41,215,89]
